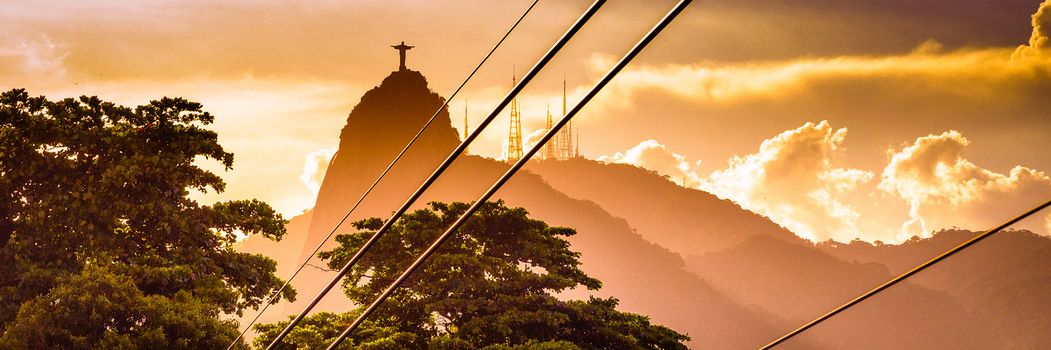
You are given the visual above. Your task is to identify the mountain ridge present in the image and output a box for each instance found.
[237,68,1051,348]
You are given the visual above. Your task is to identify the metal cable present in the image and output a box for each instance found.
[760,198,1051,349]
[264,1,607,348]
[323,1,692,348]
[225,2,539,348]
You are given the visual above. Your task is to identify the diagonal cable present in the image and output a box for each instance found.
[322,1,693,348]
[264,1,607,348]
[224,2,539,348]
[760,198,1051,349]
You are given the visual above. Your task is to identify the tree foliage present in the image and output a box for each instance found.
[0,265,249,350]
[258,201,689,349]
[0,89,293,346]
[254,311,417,350]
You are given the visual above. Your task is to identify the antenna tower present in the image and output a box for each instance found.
[574,127,579,158]
[507,71,523,162]
[542,104,557,160]
[556,78,574,160]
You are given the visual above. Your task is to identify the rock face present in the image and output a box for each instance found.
[283,69,461,314]
[306,69,460,258]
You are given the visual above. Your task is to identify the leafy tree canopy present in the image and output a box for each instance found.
[257,201,688,349]
[0,265,249,350]
[0,89,293,346]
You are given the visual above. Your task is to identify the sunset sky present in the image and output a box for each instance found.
[4,0,1050,243]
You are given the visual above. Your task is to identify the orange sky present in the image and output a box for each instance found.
[3,0,1050,243]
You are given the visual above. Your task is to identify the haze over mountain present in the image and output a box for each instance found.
[526,158,793,255]
[820,230,1051,348]
[242,68,799,349]
[528,158,1012,348]
[240,65,1051,349]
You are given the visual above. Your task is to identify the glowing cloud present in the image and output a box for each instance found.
[593,45,1051,111]
[522,128,549,153]
[1015,0,1051,60]
[590,1,1051,110]
[300,148,336,198]
[879,131,1051,239]
[703,121,873,242]
[598,140,703,188]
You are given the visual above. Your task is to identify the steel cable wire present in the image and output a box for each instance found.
[760,198,1051,349]
[264,1,607,348]
[322,1,693,348]
[224,3,540,348]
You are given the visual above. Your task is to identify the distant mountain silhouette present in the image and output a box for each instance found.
[526,159,794,255]
[307,68,460,258]
[419,155,797,349]
[821,230,1051,348]
[528,158,1008,348]
[241,68,804,349]
[238,67,1051,349]
[528,157,1051,348]
[687,234,1002,349]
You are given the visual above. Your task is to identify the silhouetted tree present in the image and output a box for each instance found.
[0,265,248,349]
[256,201,689,349]
[0,89,293,347]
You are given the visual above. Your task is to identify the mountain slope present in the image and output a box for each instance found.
[244,69,803,349]
[821,229,1051,347]
[526,158,793,255]
[238,66,1051,348]
[528,157,1020,348]
[421,155,802,349]
[686,234,1002,349]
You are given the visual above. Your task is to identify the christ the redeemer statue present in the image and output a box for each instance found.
[392,41,414,71]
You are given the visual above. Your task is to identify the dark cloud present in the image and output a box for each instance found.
[577,45,1051,179]
[1016,0,1051,58]
[2,0,1045,87]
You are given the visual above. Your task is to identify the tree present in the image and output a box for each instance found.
[257,201,689,349]
[0,265,248,350]
[254,311,417,350]
[0,89,294,346]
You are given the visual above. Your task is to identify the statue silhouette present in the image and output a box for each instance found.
[391,41,414,71]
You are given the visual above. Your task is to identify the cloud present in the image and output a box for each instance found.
[879,131,1051,239]
[598,140,703,188]
[300,148,336,198]
[593,44,1051,111]
[572,4,1051,216]
[585,1,1051,124]
[6,0,1048,243]
[702,121,873,242]
[2,0,1041,85]
[696,124,1051,243]
[1014,0,1051,59]
[569,2,1051,243]
[0,32,68,83]
[522,128,549,153]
